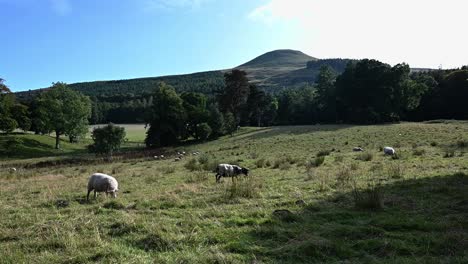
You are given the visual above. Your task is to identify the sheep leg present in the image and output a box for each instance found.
[94,190,97,199]
[87,189,92,201]
[215,174,221,183]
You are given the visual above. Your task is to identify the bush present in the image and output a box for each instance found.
[88,123,126,160]
[184,158,202,171]
[430,141,438,147]
[356,152,373,161]
[309,156,325,167]
[194,123,212,140]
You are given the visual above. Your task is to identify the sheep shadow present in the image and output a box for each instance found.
[245,173,468,263]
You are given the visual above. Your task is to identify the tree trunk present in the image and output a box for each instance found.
[55,131,60,149]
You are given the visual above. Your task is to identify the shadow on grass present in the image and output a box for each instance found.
[240,125,357,141]
[245,173,468,263]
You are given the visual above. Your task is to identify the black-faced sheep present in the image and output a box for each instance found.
[87,173,119,201]
[384,146,396,155]
[215,163,249,183]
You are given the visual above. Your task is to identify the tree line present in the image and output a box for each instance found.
[1,58,468,149]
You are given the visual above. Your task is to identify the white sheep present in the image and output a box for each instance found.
[383,146,396,155]
[10,167,17,173]
[87,173,119,201]
[175,157,181,161]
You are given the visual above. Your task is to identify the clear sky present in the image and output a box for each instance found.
[2,0,467,92]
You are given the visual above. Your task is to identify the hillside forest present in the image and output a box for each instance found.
[2,59,468,147]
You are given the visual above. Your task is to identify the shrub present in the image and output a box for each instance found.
[430,141,438,147]
[356,152,373,161]
[184,158,201,171]
[313,156,325,167]
[194,123,212,140]
[88,123,126,160]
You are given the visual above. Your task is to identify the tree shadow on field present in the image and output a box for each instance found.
[240,125,356,141]
[246,173,468,263]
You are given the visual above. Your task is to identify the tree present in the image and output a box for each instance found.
[10,104,31,132]
[88,123,126,160]
[315,66,337,122]
[246,85,266,126]
[207,103,224,138]
[180,92,209,138]
[0,78,11,94]
[218,70,250,123]
[145,82,186,147]
[0,84,18,133]
[36,82,91,149]
[223,112,237,136]
[194,122,212,140]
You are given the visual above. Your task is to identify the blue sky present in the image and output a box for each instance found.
[2,0,467,92]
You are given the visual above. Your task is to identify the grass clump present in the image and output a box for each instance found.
[224,176,262,200]
[387,163,404,179]
[103,200,126,210]
[356,152,373,161]
[136,233,174,252]
[352,183,384,210]
[307,156,325,168]
[444,149,455,158]
[317,150,331,157]
[412,148,425,156]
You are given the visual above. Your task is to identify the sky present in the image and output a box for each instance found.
[1,0,467,92]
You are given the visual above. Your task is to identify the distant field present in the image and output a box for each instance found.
[90,124,147,143]
[1,123,467,263]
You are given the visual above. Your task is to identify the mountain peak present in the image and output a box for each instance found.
[237,49,317,69]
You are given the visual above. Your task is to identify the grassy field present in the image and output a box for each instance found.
[0,124,147,161]
[0,122,467,263]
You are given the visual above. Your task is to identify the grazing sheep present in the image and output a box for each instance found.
[215,163,249,183]
[154,156,159,160]
[383,146,396,155]
[10,167,17,173]
[353,147,364,152]
[175,157,181,161]
[160,155,165,159]
[87,173,119,201]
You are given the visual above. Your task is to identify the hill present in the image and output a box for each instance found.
[16,50,352,100]
[1,123,467,262]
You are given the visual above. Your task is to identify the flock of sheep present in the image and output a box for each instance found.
[85,146,396,200]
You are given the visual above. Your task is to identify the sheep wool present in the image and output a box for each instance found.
[87,173,119,200]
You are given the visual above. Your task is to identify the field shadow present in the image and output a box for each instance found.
[245,173,468,263]
[240,125,357,141]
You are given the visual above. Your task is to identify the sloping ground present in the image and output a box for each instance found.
[0,123,467,263]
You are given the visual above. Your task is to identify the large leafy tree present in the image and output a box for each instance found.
[36,82,91,149]
[145,82,186,147]
[0,79,18,133]
[335,60,422,123]
[315,66,337,122]
[218,70,250,123]
[180,92,209,138]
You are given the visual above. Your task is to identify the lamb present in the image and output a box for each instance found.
[383,146,396,155]
[215,163,249,183]
[353,147,364,152]
[87,173,119,201]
